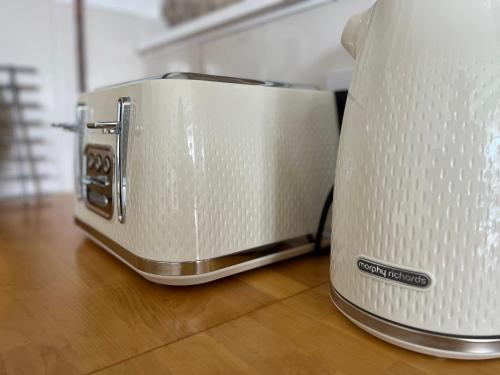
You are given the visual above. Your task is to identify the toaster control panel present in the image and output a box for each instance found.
[83,144,114,219]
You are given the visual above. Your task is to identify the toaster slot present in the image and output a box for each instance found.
[83,144,114,219]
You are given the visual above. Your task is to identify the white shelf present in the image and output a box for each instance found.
[138,0,333,53]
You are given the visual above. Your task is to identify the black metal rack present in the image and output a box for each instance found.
[0,65,46,200]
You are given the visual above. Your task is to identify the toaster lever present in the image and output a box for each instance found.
[87,121,119,134]
[82,175,110,187]
[52,123,80,132]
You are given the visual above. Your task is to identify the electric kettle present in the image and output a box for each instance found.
[330,0,500,359]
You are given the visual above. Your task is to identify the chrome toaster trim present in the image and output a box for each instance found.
[330,285,500,358]
[75,103,89,200]
[86,97,130,223]
[83,144,114,219]
[162,72,318,90]
[76,218,323,277]
[95,72,319,91]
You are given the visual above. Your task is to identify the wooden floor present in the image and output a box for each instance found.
[0,195,499,374]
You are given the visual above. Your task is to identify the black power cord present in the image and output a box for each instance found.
[313,185,334,253]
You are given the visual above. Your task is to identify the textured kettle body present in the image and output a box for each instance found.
[330,0,500,359]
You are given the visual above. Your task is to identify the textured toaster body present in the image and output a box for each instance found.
[75,79,338,265]
[331,0,500,336]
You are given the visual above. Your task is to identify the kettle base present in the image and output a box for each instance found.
[330,285,500,360]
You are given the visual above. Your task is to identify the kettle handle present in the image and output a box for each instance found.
[341,8,373,59]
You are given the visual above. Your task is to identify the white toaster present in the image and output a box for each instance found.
[330,0,500,360]
[65,73,338,285]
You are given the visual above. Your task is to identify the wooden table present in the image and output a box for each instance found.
[0,195,499,374]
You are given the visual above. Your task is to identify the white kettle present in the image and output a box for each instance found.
[330,0,500,359]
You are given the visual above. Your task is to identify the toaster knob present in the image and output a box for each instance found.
[102,156,112,174]
[87,153,95,170]
[94,154,103,171]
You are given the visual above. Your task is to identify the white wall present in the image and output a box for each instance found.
[0,0,372,199]
[85,7,164,90]
[141,0,374,89]
[0,0,162,199]
[0,0,71,199]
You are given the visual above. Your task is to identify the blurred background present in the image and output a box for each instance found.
[0,0,373,202]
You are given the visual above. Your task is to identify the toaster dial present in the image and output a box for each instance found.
[83,144,114,219]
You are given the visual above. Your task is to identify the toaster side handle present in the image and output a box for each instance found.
[86,97,130,223]
[115,97,130,224]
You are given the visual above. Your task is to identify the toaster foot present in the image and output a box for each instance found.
[330,285,500,360]
[75,218,328,285]
[134,245,315,286]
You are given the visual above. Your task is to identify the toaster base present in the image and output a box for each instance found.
[330,285,500,360]
[75,218,327,285]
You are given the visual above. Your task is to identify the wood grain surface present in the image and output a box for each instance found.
[0,195,498,374]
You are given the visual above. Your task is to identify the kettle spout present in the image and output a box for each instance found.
[341,8,373,59]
